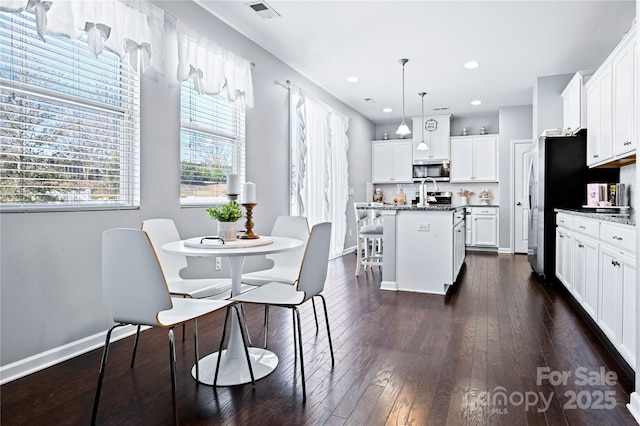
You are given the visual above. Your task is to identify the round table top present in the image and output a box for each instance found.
[162,236,304,257]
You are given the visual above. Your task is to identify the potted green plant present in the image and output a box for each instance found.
[207,201,244,241]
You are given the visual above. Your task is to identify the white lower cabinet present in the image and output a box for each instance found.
[470,207,498,247]
[572,234,599,317]
[556,212,636,370]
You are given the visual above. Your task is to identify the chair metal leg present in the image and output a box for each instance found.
[311,298,319,335]
[292,308,297,363]
[168,328,179,426]
[92,323,125,426]
[318,295,335,367]
[239,303,252,347]
[294,307,306,402]
[193,318,200,384]
[130,324,142,369]
[263,305,270,349]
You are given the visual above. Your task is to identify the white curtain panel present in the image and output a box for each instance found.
[1,0,165,74]
[291,89,349,258]
[175,19,254,108]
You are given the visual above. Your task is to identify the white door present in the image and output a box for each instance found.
[513,140,532,253]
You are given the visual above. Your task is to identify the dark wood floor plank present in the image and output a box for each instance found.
[1,252,637,425]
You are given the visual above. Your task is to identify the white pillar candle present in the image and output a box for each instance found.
[243,182,256,204]
[227,173,240,195]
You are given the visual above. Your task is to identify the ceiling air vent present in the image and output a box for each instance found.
[246,1,281,19]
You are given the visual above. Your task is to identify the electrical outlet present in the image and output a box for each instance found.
[215,257,222,271]
[417,223,430,232]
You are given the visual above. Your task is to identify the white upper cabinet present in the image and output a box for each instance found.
[612,31,637,156]
[585,23,636,167]
[411,115,451,162]
[561,70,594,133]
[450,135,498,182]
[586,64,613,166]
[371,139,413,183]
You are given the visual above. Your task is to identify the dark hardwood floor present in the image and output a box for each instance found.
[1,252,636,425]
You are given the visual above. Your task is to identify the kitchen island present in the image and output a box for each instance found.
[358,204,466,294]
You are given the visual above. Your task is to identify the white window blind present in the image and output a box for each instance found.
[180,79,245,206]
[0,12,140,212]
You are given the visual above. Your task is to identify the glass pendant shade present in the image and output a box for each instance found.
[396,121,411,136]
[417,141,428,150]
[395,58,411,136]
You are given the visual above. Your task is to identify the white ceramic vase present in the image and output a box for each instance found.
[461,196,468,205]
[217,221,237,241]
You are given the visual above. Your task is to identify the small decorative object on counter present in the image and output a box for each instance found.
[373,187,384,203]
[457,188,474,205]
[382,132,389,140]
[479,188,491,205]
[479,126,487,135]
[461,127,469,136]
[394,187,406,205]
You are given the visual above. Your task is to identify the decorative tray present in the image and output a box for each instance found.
[184,236,273,249]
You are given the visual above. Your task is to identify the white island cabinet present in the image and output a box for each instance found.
[376,206,465,295]
[396,206,465,294]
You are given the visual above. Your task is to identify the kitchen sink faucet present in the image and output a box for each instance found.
[420,178,439,206]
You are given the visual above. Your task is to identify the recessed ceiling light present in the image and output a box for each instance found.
[464,60,480,69]
[364,98,375,103]
[347,76,359,83]
[471,99,482,106]
[383,107,392,113]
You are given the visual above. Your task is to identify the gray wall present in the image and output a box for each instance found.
[498,105,534,250]
[0,1,374,367]
[532,73,573,139]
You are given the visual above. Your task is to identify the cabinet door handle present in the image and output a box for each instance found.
[611,260,620,267]
[578,243,584,248]
[612,236,623,241]
[578,225,585,229]
[559,234,564,238]
[594,154,600,158]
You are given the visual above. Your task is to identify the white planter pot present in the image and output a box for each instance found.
[460,196,468,205]
[217,221,238,241]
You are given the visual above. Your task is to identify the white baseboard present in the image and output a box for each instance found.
[628,392,640,425]
[497,247,512,254]
[0,324,147,385]
[380,280,397,291]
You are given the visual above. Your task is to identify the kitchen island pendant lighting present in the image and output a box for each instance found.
[395,58,411,136]
[417,91,428,151]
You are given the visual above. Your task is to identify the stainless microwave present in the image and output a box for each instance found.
[412,161,450,181]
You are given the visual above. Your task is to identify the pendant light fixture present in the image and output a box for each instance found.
[395,58,411,136]
[417,92,428,151]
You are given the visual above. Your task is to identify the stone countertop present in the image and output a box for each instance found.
[357,204,465,211]
[555,208,635,226]
[466,204,499,208]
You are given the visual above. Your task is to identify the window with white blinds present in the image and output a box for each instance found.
[180,79,245,206]
[0,12,140,212]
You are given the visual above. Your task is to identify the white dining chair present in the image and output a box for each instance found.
[353,202,384,276]
[241,215,310,347]
[231,222,334,402]
[141,218,232,299]
[92,228,254,425]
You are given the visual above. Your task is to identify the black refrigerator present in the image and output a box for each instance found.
[527,133,619,281]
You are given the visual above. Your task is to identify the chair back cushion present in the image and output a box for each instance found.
[296,222,331,298]
[141,218,188,282]
[102,228,172,325]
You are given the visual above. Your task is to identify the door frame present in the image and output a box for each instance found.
[510,139,533,254]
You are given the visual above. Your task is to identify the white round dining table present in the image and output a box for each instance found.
[162,236,304,386]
